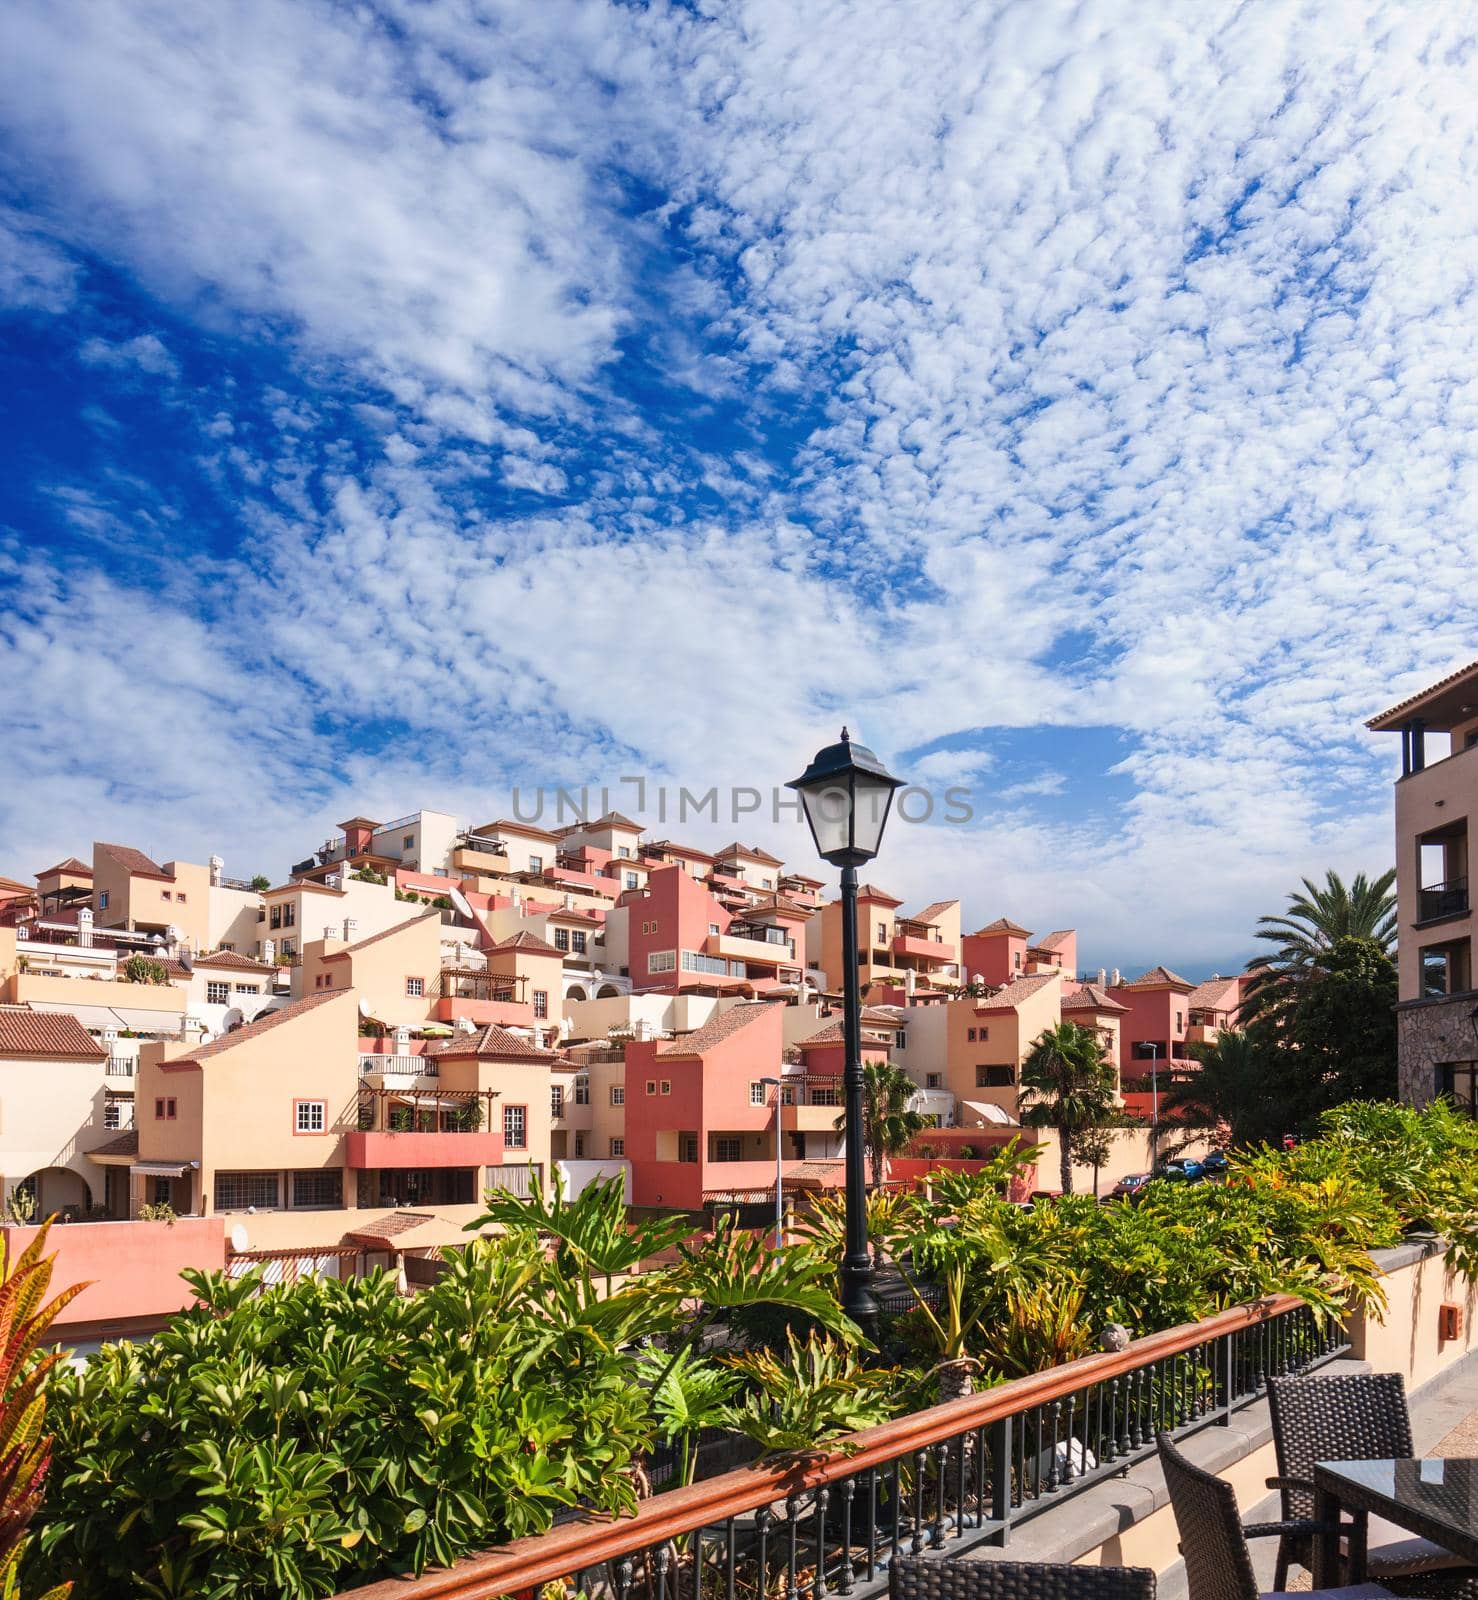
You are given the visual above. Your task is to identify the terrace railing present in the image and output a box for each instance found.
[336,1293,1347,1600]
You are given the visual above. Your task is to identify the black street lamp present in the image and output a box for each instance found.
[788,727,905,1335]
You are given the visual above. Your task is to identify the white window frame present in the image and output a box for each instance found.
[611,1086,625,1105]
[296,1100,326,1134]
[749,1081,767,1106]
[647,949,676,974]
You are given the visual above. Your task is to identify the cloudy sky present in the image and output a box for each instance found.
[2,0,1475,976]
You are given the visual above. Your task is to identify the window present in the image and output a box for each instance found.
[625,872,638,890]
[235,983,260,995]
[154,1097,176,1120]
[550,1086,564,1117]
[926,1072,942,1089]
[1013,950,1021,969]
[895,1031,906,1048]
[503,1104,527,1148]
[611,1085,625,1106]
[750,1081,767,1105]
[553,927,570,952]
[645,1080,657,1096]
[763,879,773,889]
[528,855,543,873]
[780,1085,795,1105]
[152,1178,171,1205]
[610,1137,625,1157]
[104,1096,131,1130]
[877,922,887,942]
[533,990,548,1019]
[161,889,172,901]
[618,845,631,858]
[574,1133,586,1157]
[403,834,415,851]
[680,1134,699,1162]
[177,892,187,903]
[270,904,282,930]
[808,1085,840,1106]
[283,903,296,927]
[574,1076,590,1105]
[215,1171,279,1211]
[680,951,728,975]
[295,1100,326,1133]
[976,1065,1013,1088]
[405,976,424,997]
[98,891,109,910]
[978,1026,989,1041]
[206,981,230,1005]
[571,930,587,954]
[291,1169,342,1209]
[1175,1013,1184,1033]
[647,950,676,973]
[967,1027,976,1042]
[713,1137,742,1162]
[660,1079,671,1095]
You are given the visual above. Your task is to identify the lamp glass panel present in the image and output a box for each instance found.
[801,778,855,860]
[849,772,897,859]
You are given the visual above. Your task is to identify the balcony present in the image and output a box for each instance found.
[438,970,524,1003]
[779,1102,842,1133]
[346,1130,505,1168]
[358,1053,438,1078]
[891,932,950,963]
[106,1055,136,1078]
[705,930,795,965]
[1417,878,1469,923]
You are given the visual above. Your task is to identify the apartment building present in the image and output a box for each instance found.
[810,884,962,1003]
[1369,661,1478,1109]
[295,812,461,881]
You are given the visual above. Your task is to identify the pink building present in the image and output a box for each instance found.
[624,864,806,1000]
[624,1003,842,1209]
[1107,966,1196,1115]
[960,918,1032,985]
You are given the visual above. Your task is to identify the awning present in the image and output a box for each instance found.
[132,1161,194,1177]
[959,1100,1018,1127]
[27,1002,180,1034]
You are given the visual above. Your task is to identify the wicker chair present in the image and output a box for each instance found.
[1156,1432,1394,1600]
[1266,1373,1475,1593]
[888,1556,1155,1600]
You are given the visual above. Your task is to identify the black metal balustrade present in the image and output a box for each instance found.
[337,1296,1348,1600]
[1417,878,1469,922]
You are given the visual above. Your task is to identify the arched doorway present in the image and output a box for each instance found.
[596,984,621,999]
[16,1166,91,1220]
[566,985,588,1001]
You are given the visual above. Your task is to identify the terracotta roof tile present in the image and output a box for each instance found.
[193,950,276,973]
[1186,976,1241,1011]
[489,930,565,956]
[38,858,91,878]
[974,973,1060,1012]
[1123,965,1194,990]
[717,842,785,867]
[348,1211,437,1244]
[96,841,171,879]
[658,1003,779,1058]
[971,917,1032,937]
[854,882,903,906]
[429,1024,551,1060]
[796,1018,893,1049]
[913,899,959,925]
[174,990,346,1067]
[1033,929,1075,951]
[1061,983,1129,1014]
[1367,659,1478,730]
[322,912,440,961]
[0,1007,107,1059]
[93,1128,139,1157]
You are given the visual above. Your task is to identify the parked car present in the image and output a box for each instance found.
[1158,1158,1206,1183]
[1202,1150,1230,1175]
[1109,1172,1152,1201]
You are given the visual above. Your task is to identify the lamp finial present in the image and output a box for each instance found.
[840,725,850,743]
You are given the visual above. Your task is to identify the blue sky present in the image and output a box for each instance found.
[2,0,1476,977]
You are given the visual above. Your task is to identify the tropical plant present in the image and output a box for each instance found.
[120,955,168,986]
[833,1061,927,1187]
[248,874,271,892]
[133,1201,176,1224]
[1164,1029,1285,1149]
[1243,868,1396,1026]
[1289,937,1398,1106]
[719,1333,895,1455]
[0,1221,87,1600]
[3,1188,36,1226]
[1017,1022,1119,1195]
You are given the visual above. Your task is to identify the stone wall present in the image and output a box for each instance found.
[1396,990,1477,1105]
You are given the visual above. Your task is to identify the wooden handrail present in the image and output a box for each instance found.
[337,1292,1306,1599]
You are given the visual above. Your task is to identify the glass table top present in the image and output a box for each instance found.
[1318,1458,1478,1549]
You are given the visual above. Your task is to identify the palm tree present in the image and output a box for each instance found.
[834,1060,928,1189]
[1243,869,1396,1027]
[1162,1029,1283,1150]
[1018,1021,1119,1196]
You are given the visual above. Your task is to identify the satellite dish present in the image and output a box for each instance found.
[229,1223,249,1252]
[358,998,372,1018]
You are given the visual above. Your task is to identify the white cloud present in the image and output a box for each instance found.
[78,333,178,378]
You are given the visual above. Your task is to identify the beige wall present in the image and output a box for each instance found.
[439,1054,554,1184]
[208,883,263,952]
[0,1053,115,1210]
[1392,742,1478,1000]
[300,913,441,1028]
[1352,1242,1477,1390]
[3,972,186,1026]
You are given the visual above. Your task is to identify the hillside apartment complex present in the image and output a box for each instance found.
[0,807,1254,1335]
[1369,658,1478,1112]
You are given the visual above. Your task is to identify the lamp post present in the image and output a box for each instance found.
[760,1074,784,1247]
[1147,1041,1160,1171]
[788,727,905,1336]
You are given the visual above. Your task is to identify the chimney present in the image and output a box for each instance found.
[1111,968,1121,986]
[393,1025,411,1052]
[343,918,358,942]
[262,937,276,964]
[209,855,224,887]
[1097,967,1107,986]
[78,906,94,948]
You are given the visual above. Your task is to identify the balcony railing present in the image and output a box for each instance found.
[438,971,524,1003]
[106,1056,135,1077]
[359,1054,437,1077]
[1418,877,1469,922]
[335,1294,1345,1600]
